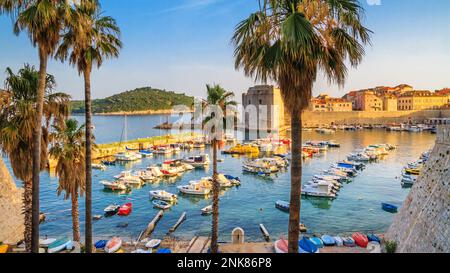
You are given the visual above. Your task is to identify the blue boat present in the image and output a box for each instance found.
[367,234,381,244]
[321,235,336,246]
[224,175,240,182]
[156,248,172,253]
[337,162,356,170]
[275,200,290,212]
[94,240,108,249]
[381,203,398,213]
[309,237,324,248]
[343,237,355,247]
[298,237,319,253]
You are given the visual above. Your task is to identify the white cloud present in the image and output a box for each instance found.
[367,0,382,6]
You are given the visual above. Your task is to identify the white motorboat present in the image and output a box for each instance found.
[153,200,172,210]
[100,181,128,191]
[347,153,371,162]
[134,170,156,182]
[178,180,211,195]
[149,190,178,202]
[114,171,143,186]
[114,151,141,162]
[147,166,164,178]
[301,184,336,199]
[401,174,417,186]
[183,154,210,168]
[104,204,120,214]
[92,163,107,171]
[153,146,173,155]
[201,205,213,215]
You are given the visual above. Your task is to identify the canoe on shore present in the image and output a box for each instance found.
[274,237,288,253]
[48,237,72,253]
[299,237,319,253]
[105,237,122,253]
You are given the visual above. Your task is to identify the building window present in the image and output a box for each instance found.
[259,99,262,104]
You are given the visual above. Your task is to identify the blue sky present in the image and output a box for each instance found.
[0,0,449,101]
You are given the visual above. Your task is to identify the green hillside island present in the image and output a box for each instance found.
[71,87,194,114]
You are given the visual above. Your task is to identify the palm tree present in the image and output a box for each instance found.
[55,0,122,252]
[49,119,85,243]
[0,64,70,251]
[202,84,237,253]
[10,0,70,252]
[232,0,371,252]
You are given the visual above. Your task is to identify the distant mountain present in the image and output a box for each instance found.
[71,87,194,114]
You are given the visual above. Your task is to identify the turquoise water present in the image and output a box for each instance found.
[4,115,436,242]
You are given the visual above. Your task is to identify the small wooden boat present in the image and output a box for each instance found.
[299,223,307,233]
[321,235,336,246]
[381,203,398,213]
[153,200,172,210]
[92,163,107,171]
[101,160,116,166]
[309,237,324,248]
[117,203,132,216]
[39,238,57,247]
[275,200,290,212]
[48,237,72,253]
[201,205,213,215]
[367,234,381,244]
[105,237,122,253]
[343,237,356,247]
[274,237,288,253]
[104,204,120,215]
[145,239,161,249]
[94,240,108,249]
[333,236,344,247]
[298,237,319,253]
[352,233,369,248]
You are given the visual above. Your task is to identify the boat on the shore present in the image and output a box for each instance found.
[321,235,336,246]
[105,237,122,253]
[274,237,289,253]
[352,233,369,248]
[145,239,161,249]
[48,237,72,253]
[298,237,319,253]
[309,237,324,248]
[149,190,178,202]
[343,237,355,247]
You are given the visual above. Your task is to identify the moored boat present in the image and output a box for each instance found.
[149,190,178,202]
[104,204,120,215]
[117,203,132,216]
[201,205,213,215]
[275,200,290,212]
[178,180,211,195]
[153,200,172,210]
[381,202,398,213]
[100,180,129,191]
[182,154,210,168]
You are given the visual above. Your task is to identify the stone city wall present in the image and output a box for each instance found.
[385,125,450,253]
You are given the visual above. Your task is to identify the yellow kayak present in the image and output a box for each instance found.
[0,245,9,253]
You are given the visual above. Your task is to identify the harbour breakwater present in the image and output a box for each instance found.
[301,109,450,127]
[0,158,24,244]
[385,125,449,253]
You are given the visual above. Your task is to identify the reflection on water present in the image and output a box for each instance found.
[3,124,437,242]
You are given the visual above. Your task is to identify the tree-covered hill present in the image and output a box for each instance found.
[71,87,194,114]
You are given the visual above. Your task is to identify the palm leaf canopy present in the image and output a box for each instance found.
[0,64,70,181]
[13,0,71,55]
[202,84,237,128]
[49,118,86,199]
[232,0,371,111]
[56,0,122,73]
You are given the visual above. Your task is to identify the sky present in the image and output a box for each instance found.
[0,0,449,101]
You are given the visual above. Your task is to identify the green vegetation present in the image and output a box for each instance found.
[385,240,397,253]
[71,87,194,114]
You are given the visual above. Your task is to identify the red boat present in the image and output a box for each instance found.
[352,233,368,248]
[117,203,132,216]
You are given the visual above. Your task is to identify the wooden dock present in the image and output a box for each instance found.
[185,236,211,253]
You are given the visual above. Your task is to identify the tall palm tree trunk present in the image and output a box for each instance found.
[31,47,48,253]
[288,108,302,253]
[211,138,219,253]
[71,194,80,242]
[23,179,33,252]
[83,67,93,253]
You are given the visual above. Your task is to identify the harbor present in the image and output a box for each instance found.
[2,115,437,252]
